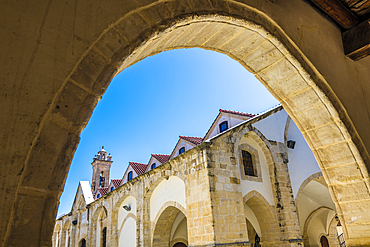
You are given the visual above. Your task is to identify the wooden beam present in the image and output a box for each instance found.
[310,0,359,29]
[342,19,370,61]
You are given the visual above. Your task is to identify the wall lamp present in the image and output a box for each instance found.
[122,205,131,211]
[287,140,296,149]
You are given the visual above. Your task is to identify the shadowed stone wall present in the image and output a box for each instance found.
[2,0,370,246]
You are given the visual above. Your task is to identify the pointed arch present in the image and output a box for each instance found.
[89,206,108,247]
[295,171,323,203]
[243,190,279,244]
[152,203,187,247]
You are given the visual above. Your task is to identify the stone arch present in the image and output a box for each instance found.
[60,219,71,247]
[152,200,187,233]
[89,206,108,247]
[53,223,62,247]
[152,203,187,247]
[235,127,277,204]
[295,171,323,203]
[148,175,186,222]
[243,190,280,244]
[14,1,369,244]
[302,206,336,246]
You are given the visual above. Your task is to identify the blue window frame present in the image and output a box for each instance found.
[219,121,228,133]
[151,163,156,170]
[179,147,185,154]
[128,171,133,181]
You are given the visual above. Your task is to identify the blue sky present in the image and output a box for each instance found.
[57,48,279,216]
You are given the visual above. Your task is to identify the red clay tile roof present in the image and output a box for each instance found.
[129,162,148,175]
[204,109,256,139]
[219,109,256,118]
[152,154,170,164]
[179,136,204,145]
[97,187,108,197]
[111,179,122,188]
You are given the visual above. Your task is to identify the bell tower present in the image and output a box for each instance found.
[91,146,113,195]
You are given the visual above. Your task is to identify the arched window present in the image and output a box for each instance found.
[320,236,329,247]
[242,150,255,176]
[110,186,114,192]
[219,121,228,133]
[99,172,104,187]
[102,227,107,247]
[128,171,133,181]
[79,238,86,247]
[179,147,185,154]
[151,163,156,170]
[97,193,100,199]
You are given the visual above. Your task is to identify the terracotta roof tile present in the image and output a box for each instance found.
[111,179,122,188]
[219,109,256,118]
[97,187,108,197]
[179,136,204,145]
[204,109,256,139]
[152,154,170,164]
[129,162,148,175]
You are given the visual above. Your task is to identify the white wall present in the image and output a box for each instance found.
[119,217,136,247]
[252,110,287,143]
[150,176,186,221]
[239,138,275,206]
[118,196,137,247]
[286,119,321,198]
[96,219,100,247]
[118,196,136,228]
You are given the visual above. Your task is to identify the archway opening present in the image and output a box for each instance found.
[53,12,368,246]
[244,195,279,244]
[152,206,188,247]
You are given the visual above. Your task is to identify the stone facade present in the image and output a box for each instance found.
[3,1,370,245]
[53,107,343,247]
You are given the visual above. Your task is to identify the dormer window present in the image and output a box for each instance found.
[128,171,133,182]
[179,147,185,155]
[110,187,114,192]
[97,194,100,199]
[219,121,228,133]
[151,163,156,170]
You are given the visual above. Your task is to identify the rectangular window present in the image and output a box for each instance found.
[242,150,255,176]
[219,121,228,133]
[179,147,185,154]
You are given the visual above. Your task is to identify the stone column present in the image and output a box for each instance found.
[269,142,303,246]
[186,146,250,247]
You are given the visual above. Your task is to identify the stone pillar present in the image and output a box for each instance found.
[70,220,77,247]
[186,146,250,247]
[269,142,303,246]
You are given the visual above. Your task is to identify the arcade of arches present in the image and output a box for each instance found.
[1,0,370,246]
[54,106,350,247]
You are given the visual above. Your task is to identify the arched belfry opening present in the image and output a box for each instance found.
[3,1,370,246]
